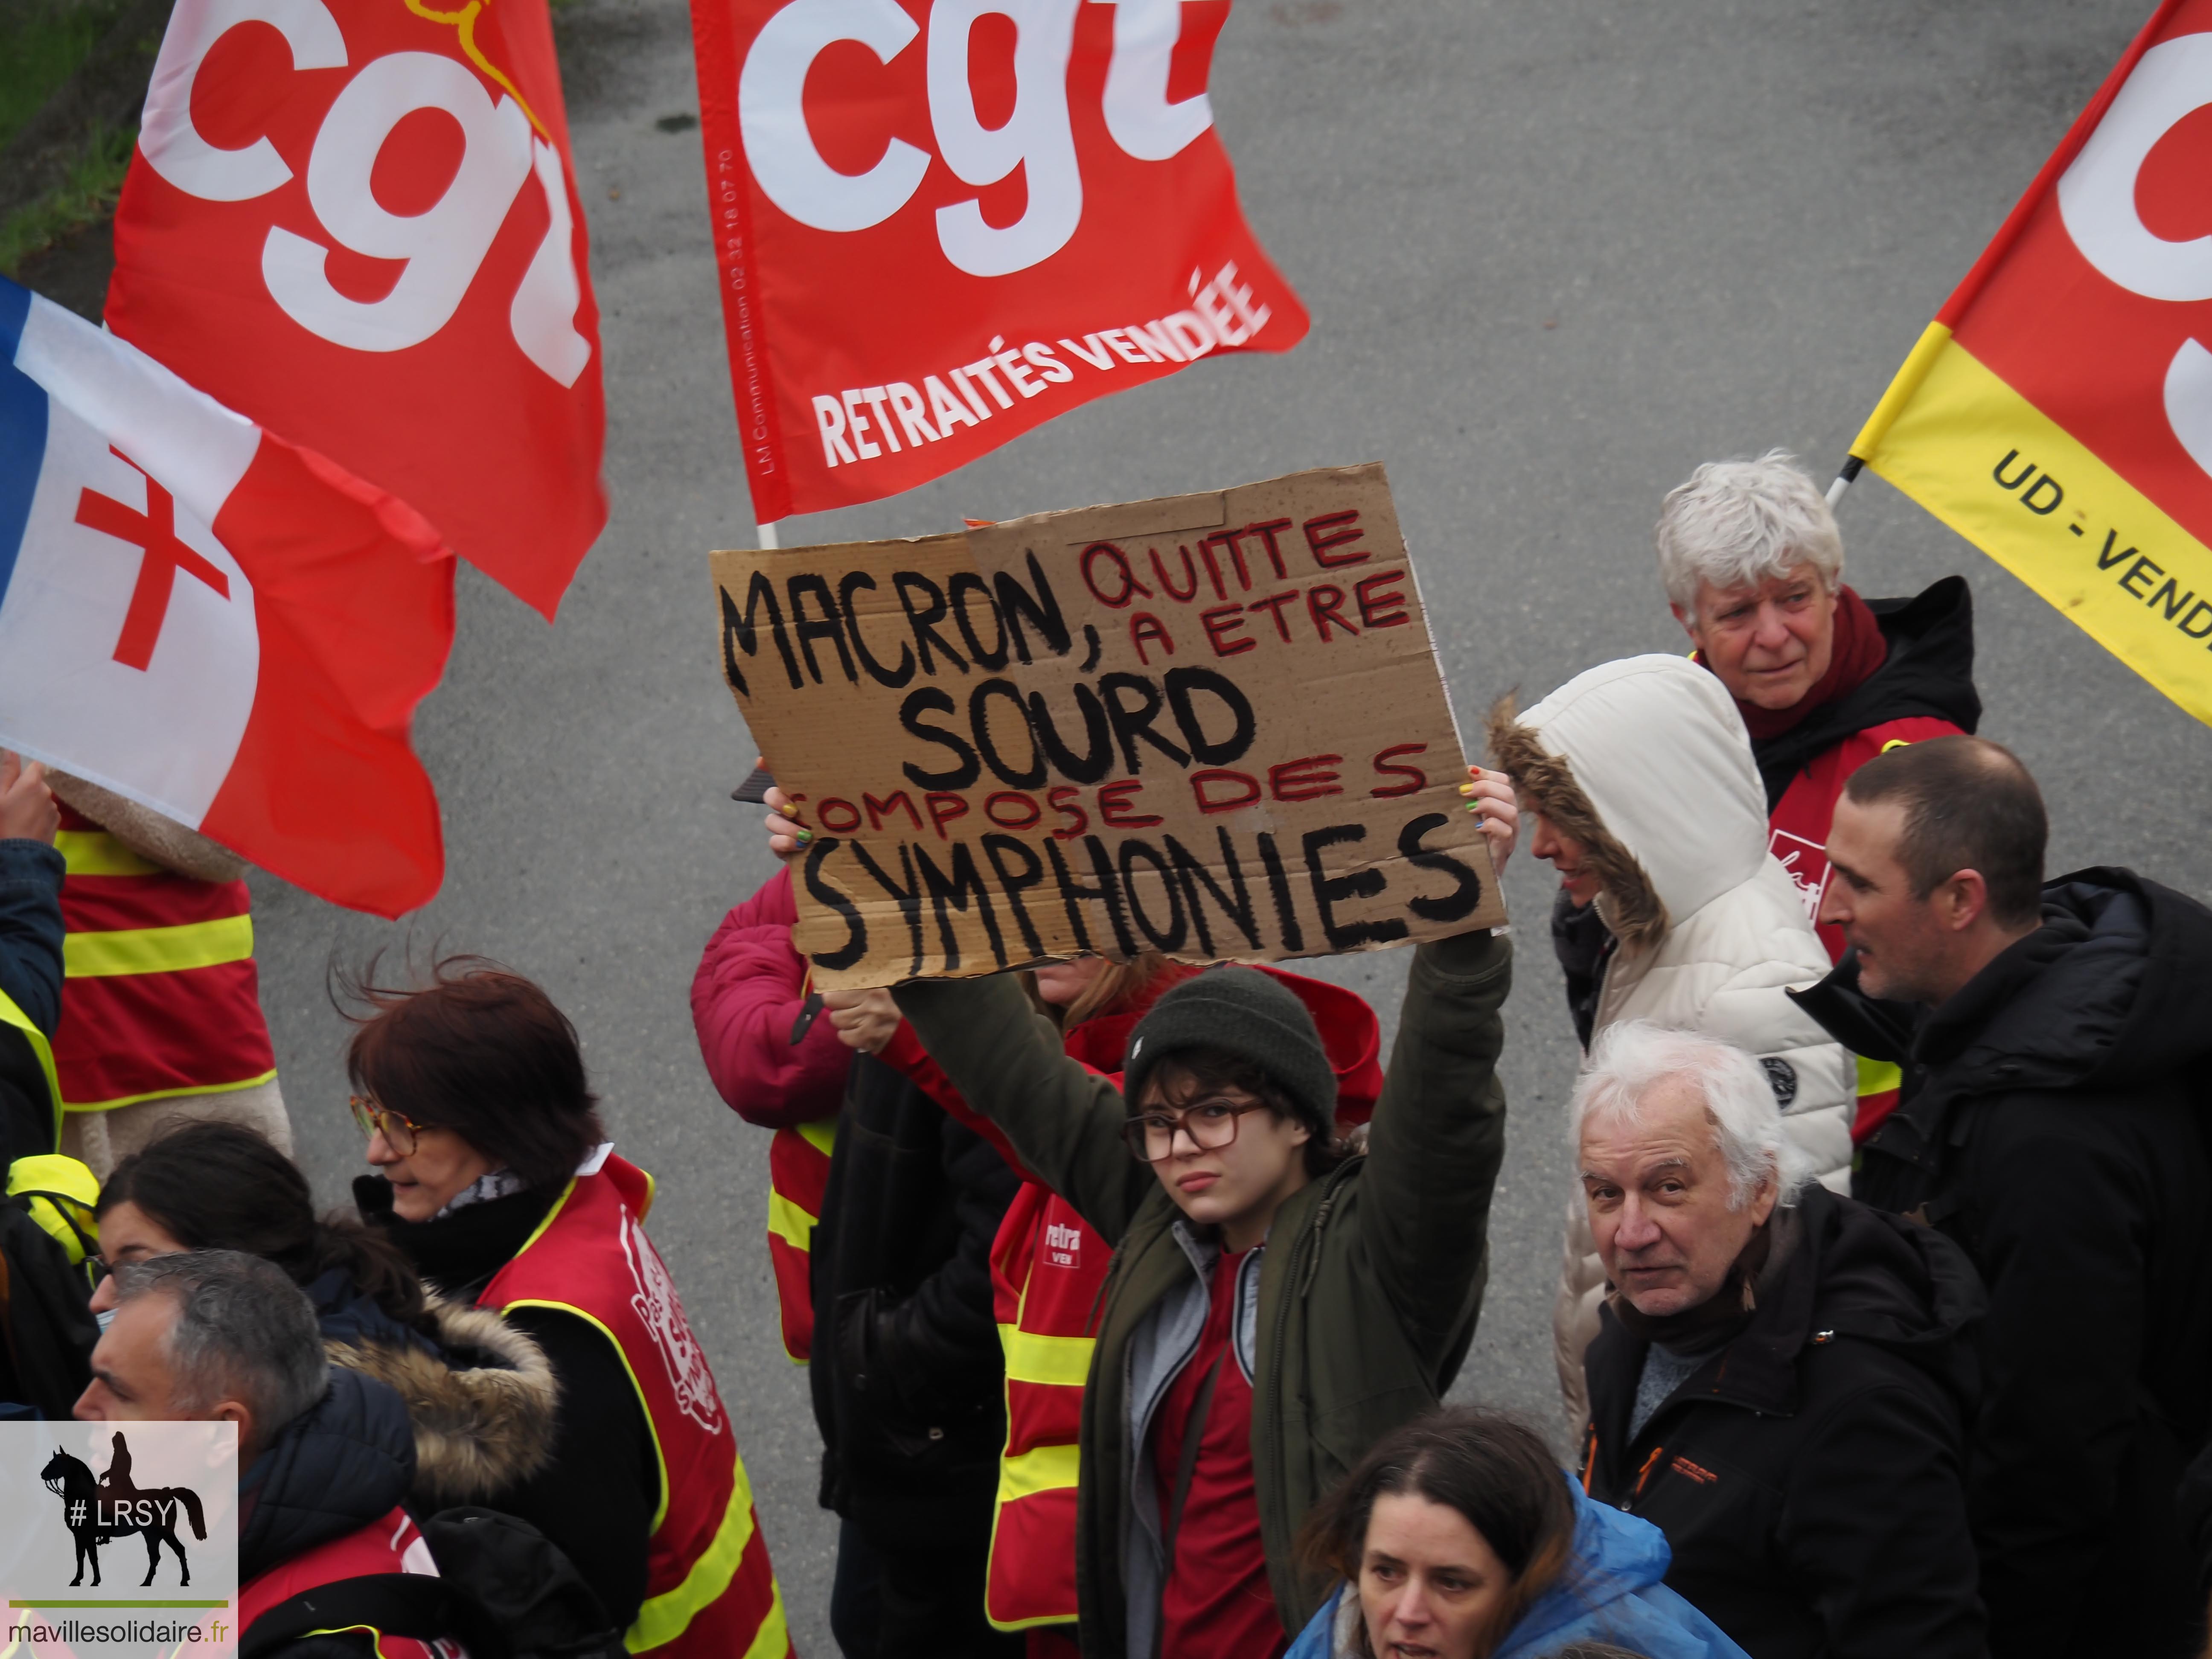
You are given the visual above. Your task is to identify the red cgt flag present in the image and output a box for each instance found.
[105,0,607,620]
[688,0,1309,523]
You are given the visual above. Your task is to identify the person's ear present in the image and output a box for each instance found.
[1937,869,1991,933]
[1669,600,1695,637]
[211,1400,254,1459]
[1747,1172,1780,1229]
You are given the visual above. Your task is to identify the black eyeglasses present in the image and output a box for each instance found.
[1120,1097,1271,1164]
[350,1096,439,1156]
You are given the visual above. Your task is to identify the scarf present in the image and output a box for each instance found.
[432,1164,529,1219]
[1606,1206,1799,1353]
[1726,584,1887,742]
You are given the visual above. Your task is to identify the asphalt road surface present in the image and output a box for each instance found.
[256,1,2190,1650]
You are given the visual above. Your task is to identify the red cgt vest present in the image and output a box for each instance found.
[240,1505,453,1659]
[483,1152,792,1658]
[52,800,275,1112]
[985,1182,1099,1632]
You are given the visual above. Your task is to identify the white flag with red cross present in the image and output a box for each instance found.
[0,275,453,917]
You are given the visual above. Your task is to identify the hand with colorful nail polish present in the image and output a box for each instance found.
[1459,765,1520,873]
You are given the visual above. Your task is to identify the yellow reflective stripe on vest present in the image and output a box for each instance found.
[54,830,163,878]
[796,1117,837,1157]
[0,985,61,1150]
[64,913,253,978]
[999,1323,1092,1388]
[996,1441,1080,1504]
[623,1445,776,1654]
[766,1187,818,1253]
[1856,1054,1903,1097]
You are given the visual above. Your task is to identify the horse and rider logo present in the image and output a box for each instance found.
[39,1431,207,1586]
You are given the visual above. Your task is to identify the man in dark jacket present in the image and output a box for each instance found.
[809,1050,1024,1659]
[0,748,63,1164]
[78,1249,461,1658]
[1573,1019,1985,1659]
[1798,736,2212,1659]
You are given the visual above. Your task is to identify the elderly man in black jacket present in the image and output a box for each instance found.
[1799,736,2212,1659]
[1574,1019,1986,1659]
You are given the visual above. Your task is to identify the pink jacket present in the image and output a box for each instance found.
[690,867,850,1127]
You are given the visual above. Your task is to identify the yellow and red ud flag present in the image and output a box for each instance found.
[687,0,1309,524]
[1844,0,2212,725]
[105,0,606,620]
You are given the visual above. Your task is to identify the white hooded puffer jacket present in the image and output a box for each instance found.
[1503,655,1853,1424]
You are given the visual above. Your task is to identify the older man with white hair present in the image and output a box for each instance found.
[1573,1022,1987,1659]
[1652,451,1980,1140]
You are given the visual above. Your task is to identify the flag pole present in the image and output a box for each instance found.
[757,521,780,550]
[1824,457,1863,509]
[1824,320,1953,512]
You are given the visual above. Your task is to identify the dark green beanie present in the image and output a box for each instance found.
[1121,967,1336,1133]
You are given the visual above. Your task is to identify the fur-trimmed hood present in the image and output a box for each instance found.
[1489,655,1770,951]
[327,1291,559,1510]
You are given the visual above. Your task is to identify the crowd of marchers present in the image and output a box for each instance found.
[0,455,2208,1659]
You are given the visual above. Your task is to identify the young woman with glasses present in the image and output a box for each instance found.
[765,769,1523,1659]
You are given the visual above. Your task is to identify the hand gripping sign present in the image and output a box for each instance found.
[104,0,606,621]
[712,464,1505,987]
[688,0,1311,524]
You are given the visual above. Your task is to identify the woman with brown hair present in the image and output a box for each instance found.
[1286,1407,1745,1659]
[343,957,791,1659]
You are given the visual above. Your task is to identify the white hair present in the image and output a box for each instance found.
[1653,449,1844,611]
[1567,1021,1813,1208]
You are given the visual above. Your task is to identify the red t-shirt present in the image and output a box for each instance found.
[1152,1247,1284,1659]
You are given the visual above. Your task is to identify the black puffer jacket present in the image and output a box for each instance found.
[809,1051,1022,1549]
[1793,867,2212,1659]
[1580,1184,1986,1659]
[241,1367,419,1657]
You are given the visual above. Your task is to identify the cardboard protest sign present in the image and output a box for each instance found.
[713,464,1505,987]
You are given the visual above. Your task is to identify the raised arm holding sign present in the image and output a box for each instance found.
[712,464,1507,987]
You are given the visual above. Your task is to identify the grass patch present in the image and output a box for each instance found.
[0,118,133,275]
[0,0,131,148]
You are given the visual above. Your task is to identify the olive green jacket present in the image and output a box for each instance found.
[891,928,1513,1659]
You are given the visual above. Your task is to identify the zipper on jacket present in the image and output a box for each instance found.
[1631,1443,1666,1498]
